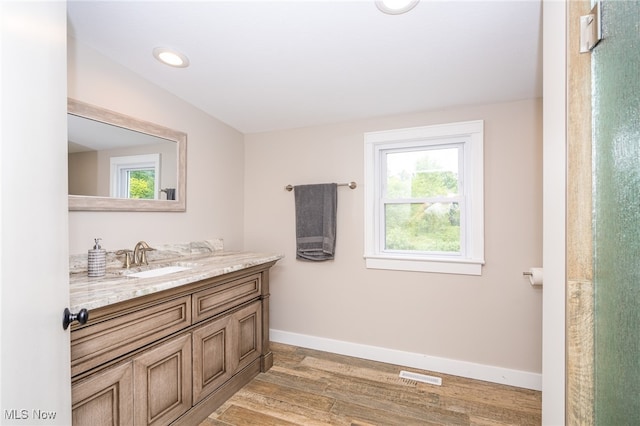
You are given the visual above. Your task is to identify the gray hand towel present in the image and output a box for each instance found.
[294,183,337,261]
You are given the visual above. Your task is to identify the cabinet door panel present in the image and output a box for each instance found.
[133,334,192,426]
[72,362,133,426]
[236,302,262,372]
[192,314,233,403]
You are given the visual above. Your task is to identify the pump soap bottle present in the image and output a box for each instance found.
[88,238,106,277]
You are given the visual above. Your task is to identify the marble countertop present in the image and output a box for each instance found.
[69,251,283,312]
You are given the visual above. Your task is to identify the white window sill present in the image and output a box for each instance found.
[364,254,484,275]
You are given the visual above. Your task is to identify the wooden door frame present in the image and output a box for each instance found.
[566,0,595,424]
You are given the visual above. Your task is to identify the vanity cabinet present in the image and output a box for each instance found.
[70,262,275,426]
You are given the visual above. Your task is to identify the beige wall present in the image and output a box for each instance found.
[244,98,543,374]
[68,150,98,195]
[67,37,245,254]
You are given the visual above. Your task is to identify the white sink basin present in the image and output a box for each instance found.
[127,265,192,279]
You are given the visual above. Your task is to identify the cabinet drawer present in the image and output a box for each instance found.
[192,273,261,323]
[71,295,191,377]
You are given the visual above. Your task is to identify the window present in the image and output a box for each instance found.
[110,154,160,199]
[364,120,484,275]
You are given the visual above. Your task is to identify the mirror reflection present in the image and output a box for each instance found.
[68,115,178,200]
[67,99,186,212]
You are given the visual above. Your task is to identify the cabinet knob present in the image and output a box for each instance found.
[63,308,89,330]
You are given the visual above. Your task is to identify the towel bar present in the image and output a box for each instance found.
[285,182,357,191]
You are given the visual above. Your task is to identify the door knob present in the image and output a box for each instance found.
[63,308,89,330]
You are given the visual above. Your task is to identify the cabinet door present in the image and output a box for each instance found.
[192,314,233,403]
[72,362,133,426]
[234,301,262,373]
[133,334,192,426]
[192,301,262,404]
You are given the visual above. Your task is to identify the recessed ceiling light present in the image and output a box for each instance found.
[376,0,420,15]
[152,47,189,68]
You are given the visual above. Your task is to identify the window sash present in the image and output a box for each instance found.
[381,144,463,200]
[380,196,465,256]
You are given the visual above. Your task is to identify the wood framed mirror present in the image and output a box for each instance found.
[68,99,186,211]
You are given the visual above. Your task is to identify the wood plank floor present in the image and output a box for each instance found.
[199,342,541,426]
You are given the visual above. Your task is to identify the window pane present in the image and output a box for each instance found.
[128,169,155,199]
[385,202,460,252]
[386,148,459,199]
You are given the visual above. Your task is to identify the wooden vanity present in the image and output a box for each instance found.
[69,251,280,426]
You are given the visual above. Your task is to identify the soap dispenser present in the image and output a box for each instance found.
[88,238,106,277]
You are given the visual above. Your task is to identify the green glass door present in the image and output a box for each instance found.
[592,1,640,423]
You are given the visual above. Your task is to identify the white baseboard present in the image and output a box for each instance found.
[270,329,542,391]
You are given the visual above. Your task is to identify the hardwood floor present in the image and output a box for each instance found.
[199,342,541,426]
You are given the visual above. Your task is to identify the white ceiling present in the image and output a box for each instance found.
[67,0,542,134]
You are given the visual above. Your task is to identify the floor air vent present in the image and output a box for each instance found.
[399,370,442,386]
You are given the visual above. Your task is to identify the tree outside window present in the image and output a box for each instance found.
[128,169,155,199]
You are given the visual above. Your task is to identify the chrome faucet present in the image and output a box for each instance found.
[116,241,155,268]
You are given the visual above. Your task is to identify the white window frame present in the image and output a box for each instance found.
[364,120,484,275]
[110,154,160,199]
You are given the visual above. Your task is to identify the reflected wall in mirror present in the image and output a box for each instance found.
[68,99,186,211]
